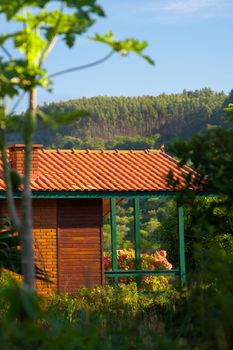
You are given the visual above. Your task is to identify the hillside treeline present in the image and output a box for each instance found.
[32,88,232,149]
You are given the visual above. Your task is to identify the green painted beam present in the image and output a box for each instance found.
[110,198,118,287]
[0,190,217,199]
[133,198,141,288]
[105,269,179,277]
[134,198,141,270]
[178,206,186,287]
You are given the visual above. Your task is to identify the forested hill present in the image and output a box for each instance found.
[35,88,232,149]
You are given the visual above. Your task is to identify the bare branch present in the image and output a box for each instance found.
[38,1,64,66]
[39,35,58,65]
[21,140,36,289]
[0,116,21,231]
[49,50,114,78]
[9,92,26,115]
[20,90,37,289]
[0,44,12,59]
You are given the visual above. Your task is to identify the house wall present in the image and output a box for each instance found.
[57,198,103,294]
[0,198,103,296]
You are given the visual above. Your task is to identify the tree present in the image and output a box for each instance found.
[165,106,233,349]
[0,0,154,289]
[168,104,233,271]
[169,104,233,200]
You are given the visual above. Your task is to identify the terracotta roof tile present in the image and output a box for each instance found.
[0,149,196,192]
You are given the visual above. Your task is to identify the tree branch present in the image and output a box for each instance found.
[9,92,26,115]
[0,147,21,231]
[49,50,114,78]
[0,106,21,231]
[38,1,64,66]
[39,35,58,65]
[0,44,12,59]
[21,139,35,289]
[20,89,37,289]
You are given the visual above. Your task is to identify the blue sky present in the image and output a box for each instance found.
[1,0,233,111]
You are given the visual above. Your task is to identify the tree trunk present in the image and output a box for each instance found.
[29,88,37,113]
[20,89,37,289]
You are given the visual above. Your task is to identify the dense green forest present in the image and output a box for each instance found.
[28,88,232,149]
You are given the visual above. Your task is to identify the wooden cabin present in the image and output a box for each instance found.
[0,144,194,296]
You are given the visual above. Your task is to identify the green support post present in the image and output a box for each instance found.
[110,198,118,287]
[178,205,186,287]
[134,198,141,287]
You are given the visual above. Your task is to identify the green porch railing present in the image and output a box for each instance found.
[105,269,179,278]
[178,205,186,286]
[108,199,186,288]
[133,198,141,287]
[110,198,118,287]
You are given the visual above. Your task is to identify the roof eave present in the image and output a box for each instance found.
[0,190,216,199]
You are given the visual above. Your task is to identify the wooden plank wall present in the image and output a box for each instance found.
[57,198,103,294]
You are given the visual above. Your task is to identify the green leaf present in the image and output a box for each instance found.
[0,59,19,98]
[0,0,49,20]
[34,10,95,46]
[90,31,155,65]
[66,0,106,18]
[14,28,46,63]
[65,33,76,48]
[0,58,52,93]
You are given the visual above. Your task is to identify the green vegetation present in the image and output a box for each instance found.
[0,276,180,350]
[103,198,177,257]
[30,88,231,149]
[0,258,232,350]
[104,249,173,291]
[0,105,232,348]
[0,0,232,348]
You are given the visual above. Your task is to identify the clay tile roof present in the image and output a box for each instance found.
[0,149,197,192]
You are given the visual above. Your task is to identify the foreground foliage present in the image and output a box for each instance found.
[0,270,232,350]
[0,277,179,350]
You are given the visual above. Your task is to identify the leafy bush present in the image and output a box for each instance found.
[0,278,179,350]
[104,249,173,291]
[2,264,233,350]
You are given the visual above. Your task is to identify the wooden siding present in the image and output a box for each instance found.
[57,198,103,294]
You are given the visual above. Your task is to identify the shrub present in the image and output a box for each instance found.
[0,280,179,350]
[104,249,173,291]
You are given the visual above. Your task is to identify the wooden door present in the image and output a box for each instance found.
[57,199,103,293]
